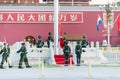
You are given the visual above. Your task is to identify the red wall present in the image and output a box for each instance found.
[0,11,119,46]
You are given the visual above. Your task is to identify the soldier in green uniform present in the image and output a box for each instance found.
[75,41,82,66]
[17,42,31,69]
[63,41,71,66]
[82,35,88,48]
[0,43,12,69]
[36,35,44,48]
[6,44,13,68]
[7,45,10,56]
[47,32,53,48]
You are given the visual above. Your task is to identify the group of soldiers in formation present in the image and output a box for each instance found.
[0,32,88,69]
[63,36,88,66]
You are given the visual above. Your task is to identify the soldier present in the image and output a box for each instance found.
[36,35,44,48]
[82,35,88,48]
[47,32,53,48]
[63,41,71,66]
[75,41,82,66]
[0,43,12,69]
[6,44,13,68]
[17,42,31,69]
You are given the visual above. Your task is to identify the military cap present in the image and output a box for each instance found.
[21,42,25,45]
[38,35,41,39]
[65,41,68,45]
[82,36,86,39]
[48,32,51,35]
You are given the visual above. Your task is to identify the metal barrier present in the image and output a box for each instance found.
[101,47,120,62]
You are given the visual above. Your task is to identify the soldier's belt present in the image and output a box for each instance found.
[65,51,70,52]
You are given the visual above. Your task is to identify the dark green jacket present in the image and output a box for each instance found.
[7,47,10,56]
[82,40,88,48]
[0,47,7,55]
[75,44,82,55]
[63,45,71,55]
[47,35,53,47]
[48,35,53,41]
[17,46,27,54]
[37,40,44,48]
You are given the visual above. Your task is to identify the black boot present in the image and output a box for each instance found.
[9,66,13,68]
[26,65,32,68]
[76,64,80,66]
[18,66,23,69]
[0,65,4,69]
[9,64,13,68]
[25,62,32,68]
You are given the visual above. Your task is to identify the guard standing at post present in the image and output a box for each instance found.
[17,42,31,69]
[47,32,53,48]
[75,41,82,66]
[82,35,88,48]
[36,35,44,48]
[63,41,71,66]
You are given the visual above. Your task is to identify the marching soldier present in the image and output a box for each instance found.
[17,42,31,69]
[63,41,71,66]
[6,44,13,68]
[0,43,12,69]
[36,35,44,48]
[75,41,82,66]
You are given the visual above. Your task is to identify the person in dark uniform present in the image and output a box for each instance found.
[17,42,31,69]
[0,43,12,69]
[63,41,71,66]
[36,35,44,48]
[75,41,82,66]
[82,35,88,48]
[47,32,53,48]
[6,44,13,68]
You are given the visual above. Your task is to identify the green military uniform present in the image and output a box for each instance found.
[37,36,44,48]
[63,41,71,66]
[82,36,88,48]
[75,41,82,66]
[7,45,10,57]
[17,43,31,69]
[6,45,13,68]
[47,32,53,48]
[0,45,7,69]
[0,43,12,69]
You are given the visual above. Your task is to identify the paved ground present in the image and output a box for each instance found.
[0,65,120,80]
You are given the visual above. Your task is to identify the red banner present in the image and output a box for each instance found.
[0,11,83,23]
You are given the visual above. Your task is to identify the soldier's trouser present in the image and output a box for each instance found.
[64,54,69,65]
[47,41,50,48]
[19,53,29,66]
[76,54,81,64]
[1,54,8,66]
